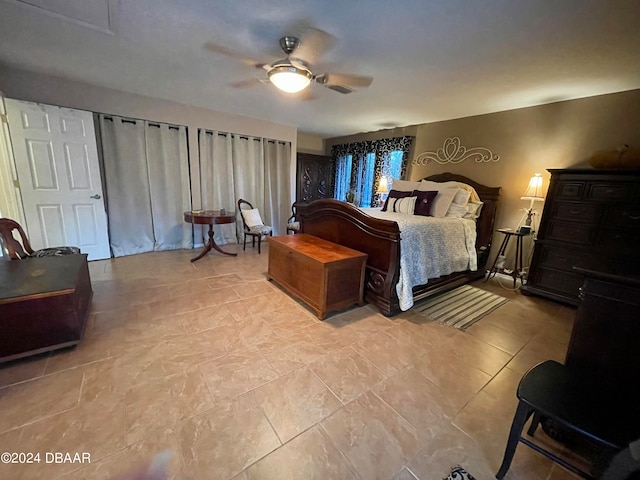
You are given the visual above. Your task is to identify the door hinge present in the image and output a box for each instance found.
[13,179,20,188]
[0,113,7,124]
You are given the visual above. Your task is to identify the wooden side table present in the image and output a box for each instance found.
[486,228,532,288]
[184,210,237,262]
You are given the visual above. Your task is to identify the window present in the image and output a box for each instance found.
[334,154,352,202]
[331,137,413,208]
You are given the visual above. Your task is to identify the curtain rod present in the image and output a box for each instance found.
[200,129,289,146]
[100,114,182,130]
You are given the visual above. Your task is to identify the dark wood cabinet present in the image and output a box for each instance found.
[566,268,640,395]
[296,153,334,203]
[0,254,92,362]
[522,168,640,305]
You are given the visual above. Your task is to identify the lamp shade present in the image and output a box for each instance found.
[268,65,312,93]
[376,176,389,193]
[521,173,544,201]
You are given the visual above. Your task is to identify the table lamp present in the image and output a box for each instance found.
[376,176,389,207]
[521,173,545,229]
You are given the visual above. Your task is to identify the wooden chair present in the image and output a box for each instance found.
[286,204,300,234]
[0,218,80,260]
[237,199,272,254]
[496,360,640,479]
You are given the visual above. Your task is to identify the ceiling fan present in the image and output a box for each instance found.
[204,28,373,95]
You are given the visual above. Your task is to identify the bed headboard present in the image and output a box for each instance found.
[421,173,501,261]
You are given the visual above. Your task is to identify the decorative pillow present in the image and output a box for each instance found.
[443,465,477,480]
[430,188,458,218]
[412,190,438,216]
[390,179,421,192]
[464,201,484,219]
[382,189,412,211]
[445,203,469,218]
[387,196,417,214]
[241,208,263,228]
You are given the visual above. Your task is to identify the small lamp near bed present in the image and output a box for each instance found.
[376,176,389,207]
[519,173,545,233]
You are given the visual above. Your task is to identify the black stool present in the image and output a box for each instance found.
[496,360,640,479]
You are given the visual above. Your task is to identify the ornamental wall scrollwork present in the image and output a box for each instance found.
[412,137,500,166]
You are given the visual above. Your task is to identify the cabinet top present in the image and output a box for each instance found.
[547,168,640,175]
[269,233,367,263]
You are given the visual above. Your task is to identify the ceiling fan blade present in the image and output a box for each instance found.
[324,84,354,95]
[317,73,373,88]
[204,42,268,69]
[292,27,335,65]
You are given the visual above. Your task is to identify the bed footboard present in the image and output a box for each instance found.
[295,199,402,316]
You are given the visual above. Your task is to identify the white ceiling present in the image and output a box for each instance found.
[0,0,639,137]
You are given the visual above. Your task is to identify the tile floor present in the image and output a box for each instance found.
[0,244,584,480]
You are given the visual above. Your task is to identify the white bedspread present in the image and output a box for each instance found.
[361,209,477,311]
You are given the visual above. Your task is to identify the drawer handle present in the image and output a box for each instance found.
[569,209,583,215]
[625,213,640,221]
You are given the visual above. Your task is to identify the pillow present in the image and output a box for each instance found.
[387,196,417,214]
[390,179,421,192]
[451,187,471,205]
[418,180,480,202]
[241,208,263,228]
[430,188,458,218]
[445,203,469,218]
[412,190,438,216]
[464,201,484,219]
[382,189,412,211]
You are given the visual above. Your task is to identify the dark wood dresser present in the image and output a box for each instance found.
[0,254,93,362]
[522,168,640,305]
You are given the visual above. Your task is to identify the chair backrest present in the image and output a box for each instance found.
[0,218,34,259]
[288,204,297,223]
[237,199,254,232]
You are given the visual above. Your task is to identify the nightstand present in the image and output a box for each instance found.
[486,228,532,288]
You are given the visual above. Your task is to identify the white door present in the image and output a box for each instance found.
[5,99,111,260]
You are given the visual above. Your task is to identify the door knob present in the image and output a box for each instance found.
[90,194,101,199]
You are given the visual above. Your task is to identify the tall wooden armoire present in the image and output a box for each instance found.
[296,153,335,203]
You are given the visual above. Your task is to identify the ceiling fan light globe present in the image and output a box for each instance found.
[268,66,312,93]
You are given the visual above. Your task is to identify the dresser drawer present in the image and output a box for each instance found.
[533,267,584,298]
[545,222,596,245]
[537,245,600,272]
[603,205,640,227]
[549,203,600,223]
[555,181,585,200]
[587,182,633,202]
[597,228,640,255]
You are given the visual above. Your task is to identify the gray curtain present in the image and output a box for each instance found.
[264,139,292,233]
[199,130,291,242]
[99,115,192,257]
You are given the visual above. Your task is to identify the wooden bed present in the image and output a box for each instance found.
[294,173,501,316]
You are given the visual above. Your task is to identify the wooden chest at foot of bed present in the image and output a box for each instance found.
[267,234,367,319]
